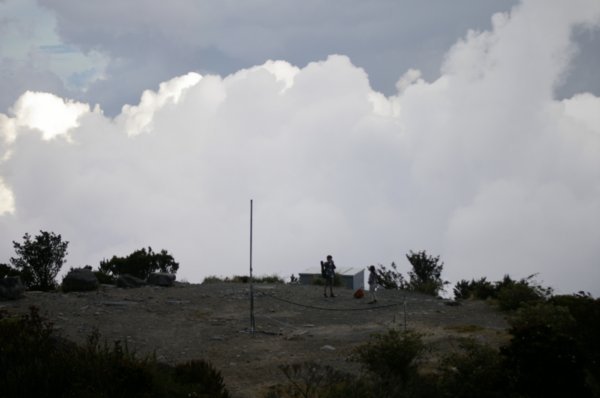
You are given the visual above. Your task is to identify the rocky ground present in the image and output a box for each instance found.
[0,282,509,397]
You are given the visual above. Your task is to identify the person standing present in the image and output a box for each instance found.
[322,255,336,297]
[368,265,378,304]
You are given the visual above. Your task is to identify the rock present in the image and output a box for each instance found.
[0,276,25,300]
[320,345,336,351]
[116,274,146,288]
[62,268,99,292]
[146,272,176,287]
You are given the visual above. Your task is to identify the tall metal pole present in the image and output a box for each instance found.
[249,199,255,333]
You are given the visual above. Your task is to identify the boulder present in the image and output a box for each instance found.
[116,274,146,288]
[62,268,99,292]
[146,272,176,287]
[0,276,25,300]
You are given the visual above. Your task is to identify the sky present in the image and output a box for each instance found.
[0,0,599,296]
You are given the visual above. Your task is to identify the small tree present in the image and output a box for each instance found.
[375,262,406,290]
[10,231,69,291]
[405,250,448,296]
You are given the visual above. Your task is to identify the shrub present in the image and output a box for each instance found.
[173,360,230,397]
[0,263,20,278]
[266,362,357,398]
[99,247,179,280]
[202,275,225,284]
[453,277,496,300]
[0,307,230,398]
[502,302,590,397]
[405,250,448,296]
[202,274,285,284]
[311,274,342,287]
[352,329,426,396]
[495,275,550,311]
[9,231,69,291]
[94,269,117,285]
[375,262,406,290]
[549,293,600,395]
[438,339,507,398]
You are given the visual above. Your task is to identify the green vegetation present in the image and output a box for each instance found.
[8,231,69,291]
[310,273,342,287]
[374,261,405,289]
[0,262,20,278]
[375,250,448,296]
[405,250,448,296]
[0,307,230,398]
[454,274,552,311]
[2,233,599,396]
[99,247,179,280]
[202,274,285,284]
[269,292,600,397]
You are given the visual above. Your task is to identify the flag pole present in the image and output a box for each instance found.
[249,199,255,333]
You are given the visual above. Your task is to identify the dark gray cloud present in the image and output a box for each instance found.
[34,0,523,114]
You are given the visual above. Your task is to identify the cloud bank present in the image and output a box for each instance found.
[1,0,599,295]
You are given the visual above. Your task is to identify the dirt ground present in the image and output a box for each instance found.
[0,282,509,397]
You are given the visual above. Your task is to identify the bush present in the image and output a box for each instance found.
[172,360,230,397]
[495,275,550,311]
[549,293,600,395]
[99,247,179,280]
[438,339,507,398]
[266,362,357,398]
[375,262,406,290]
[453,277,496,300]
[202,274,285,284]
[352,329,426,396]
[502,302,590,397]
[94,269,117,285]
[453,274,552,310]
[0,263,20,279]
[311,274,342,287]
[405,250,448,296]
[9,231,69,291]
[0,307,230,398]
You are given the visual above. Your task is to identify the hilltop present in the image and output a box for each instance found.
[0,282,508,398]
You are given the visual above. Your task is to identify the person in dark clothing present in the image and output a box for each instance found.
[368,265,378,304]
[322,255,336,297]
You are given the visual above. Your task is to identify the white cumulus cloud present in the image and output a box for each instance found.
[0,0,599,296]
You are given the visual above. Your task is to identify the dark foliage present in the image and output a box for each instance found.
[374,251,448,296]
[0,307,229,398]
[375,262,406,290]
[503,302,592,397]
[94,269,117,285]
[269,290,600,398]
[0,262,20,278]
[405,250,448,296]
[10,231,68,291]
[453,274,551,312]
[99,247,179,280]
[438,339,508,398]
[265,362,357,398]
[310,273,342,287]
[495,274,551,311]
[202,274,285,284]
[454,277,496,300]
[352,329,429,396]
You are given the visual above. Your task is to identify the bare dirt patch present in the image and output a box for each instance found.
[0,282,509,397]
